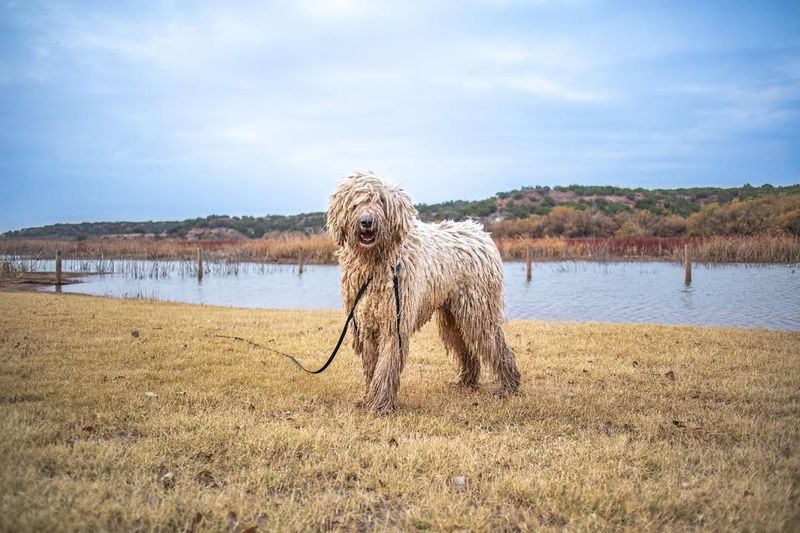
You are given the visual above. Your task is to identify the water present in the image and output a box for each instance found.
[27,259,800,330]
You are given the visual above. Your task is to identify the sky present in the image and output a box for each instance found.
[1,0,799,231]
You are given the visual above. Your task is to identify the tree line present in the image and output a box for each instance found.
[3,183,798,240]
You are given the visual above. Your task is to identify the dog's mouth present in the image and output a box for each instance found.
[358,229,376,246]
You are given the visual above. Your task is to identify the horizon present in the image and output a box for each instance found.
[2,1,799,232]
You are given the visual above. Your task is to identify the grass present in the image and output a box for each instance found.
[1,292,799,531]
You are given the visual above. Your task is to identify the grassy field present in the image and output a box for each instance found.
[1,292,798,531]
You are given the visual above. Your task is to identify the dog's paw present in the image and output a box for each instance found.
[449,380,480,391]
[361,399,396,416]
[491,386,521,399]
[371,404,397,416]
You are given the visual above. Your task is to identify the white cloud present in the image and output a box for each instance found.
[458,72,605,101]
[444,37,605,101]
[295,0,365,20]
[674,80,800,130]
[468,0,587,6]
[65,10,280,73]
[467,39,588,71]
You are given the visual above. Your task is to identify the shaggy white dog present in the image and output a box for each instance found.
[327,172,521,413]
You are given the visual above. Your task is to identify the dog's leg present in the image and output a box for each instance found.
[355,332,379,406]
[453,291,521,396]
[437,307,480,389]
[361,333,379,385]
[469,327,520,396]
[491,333,521,396]
[351,321,364,360]
[362,329,406,415]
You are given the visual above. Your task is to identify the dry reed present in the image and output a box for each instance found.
[1,234,798,265]
[495,235,800,263]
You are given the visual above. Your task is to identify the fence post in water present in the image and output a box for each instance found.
[298,250,305,275]
[55,250,63,286]
[684,244,692,285]
[525,246,532,283]
[197,248,203,282]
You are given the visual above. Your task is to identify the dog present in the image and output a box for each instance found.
[326,172,521,413]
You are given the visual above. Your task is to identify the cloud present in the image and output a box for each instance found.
[437,37,607,101]
[294,0,382,21]
[457,72,605,101]
[673,78,800,130]
[63,8,281,74]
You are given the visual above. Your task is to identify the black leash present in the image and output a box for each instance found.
[216,261,404,374]
[215,275,373,374]
[392,262,402,352]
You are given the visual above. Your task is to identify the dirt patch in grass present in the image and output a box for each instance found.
[0,292,798,531]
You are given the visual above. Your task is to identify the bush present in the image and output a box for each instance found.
[775,208,800,236]
[652,214,687,237]
[687,194,800,236]
[545,206,592,237]
[615,220,649,238]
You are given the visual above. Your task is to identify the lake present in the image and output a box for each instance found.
[27,258,799,331]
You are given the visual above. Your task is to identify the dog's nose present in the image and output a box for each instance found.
[359,215,374,229]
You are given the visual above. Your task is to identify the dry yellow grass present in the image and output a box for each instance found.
[1,292,798,531]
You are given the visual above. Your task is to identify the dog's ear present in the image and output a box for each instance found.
[380,185,417,245]
[326,179,351,246]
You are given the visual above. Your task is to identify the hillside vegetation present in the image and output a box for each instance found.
[4,183,799,240]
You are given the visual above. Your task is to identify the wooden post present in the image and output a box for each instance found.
[684,244,691,285]
[55,250,63,286]
[298,250,305,275]
[197,248,203,281]
[525,246,532,283]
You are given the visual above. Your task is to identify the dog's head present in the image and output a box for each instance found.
[326,172,417,257]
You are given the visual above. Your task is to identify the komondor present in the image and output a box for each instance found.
[326,172,521,414]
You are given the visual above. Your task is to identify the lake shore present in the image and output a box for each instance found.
[1,292,798,531]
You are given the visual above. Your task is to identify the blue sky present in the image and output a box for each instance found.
[1,0,799,231]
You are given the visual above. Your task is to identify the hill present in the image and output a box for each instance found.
[3,183,799,240]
